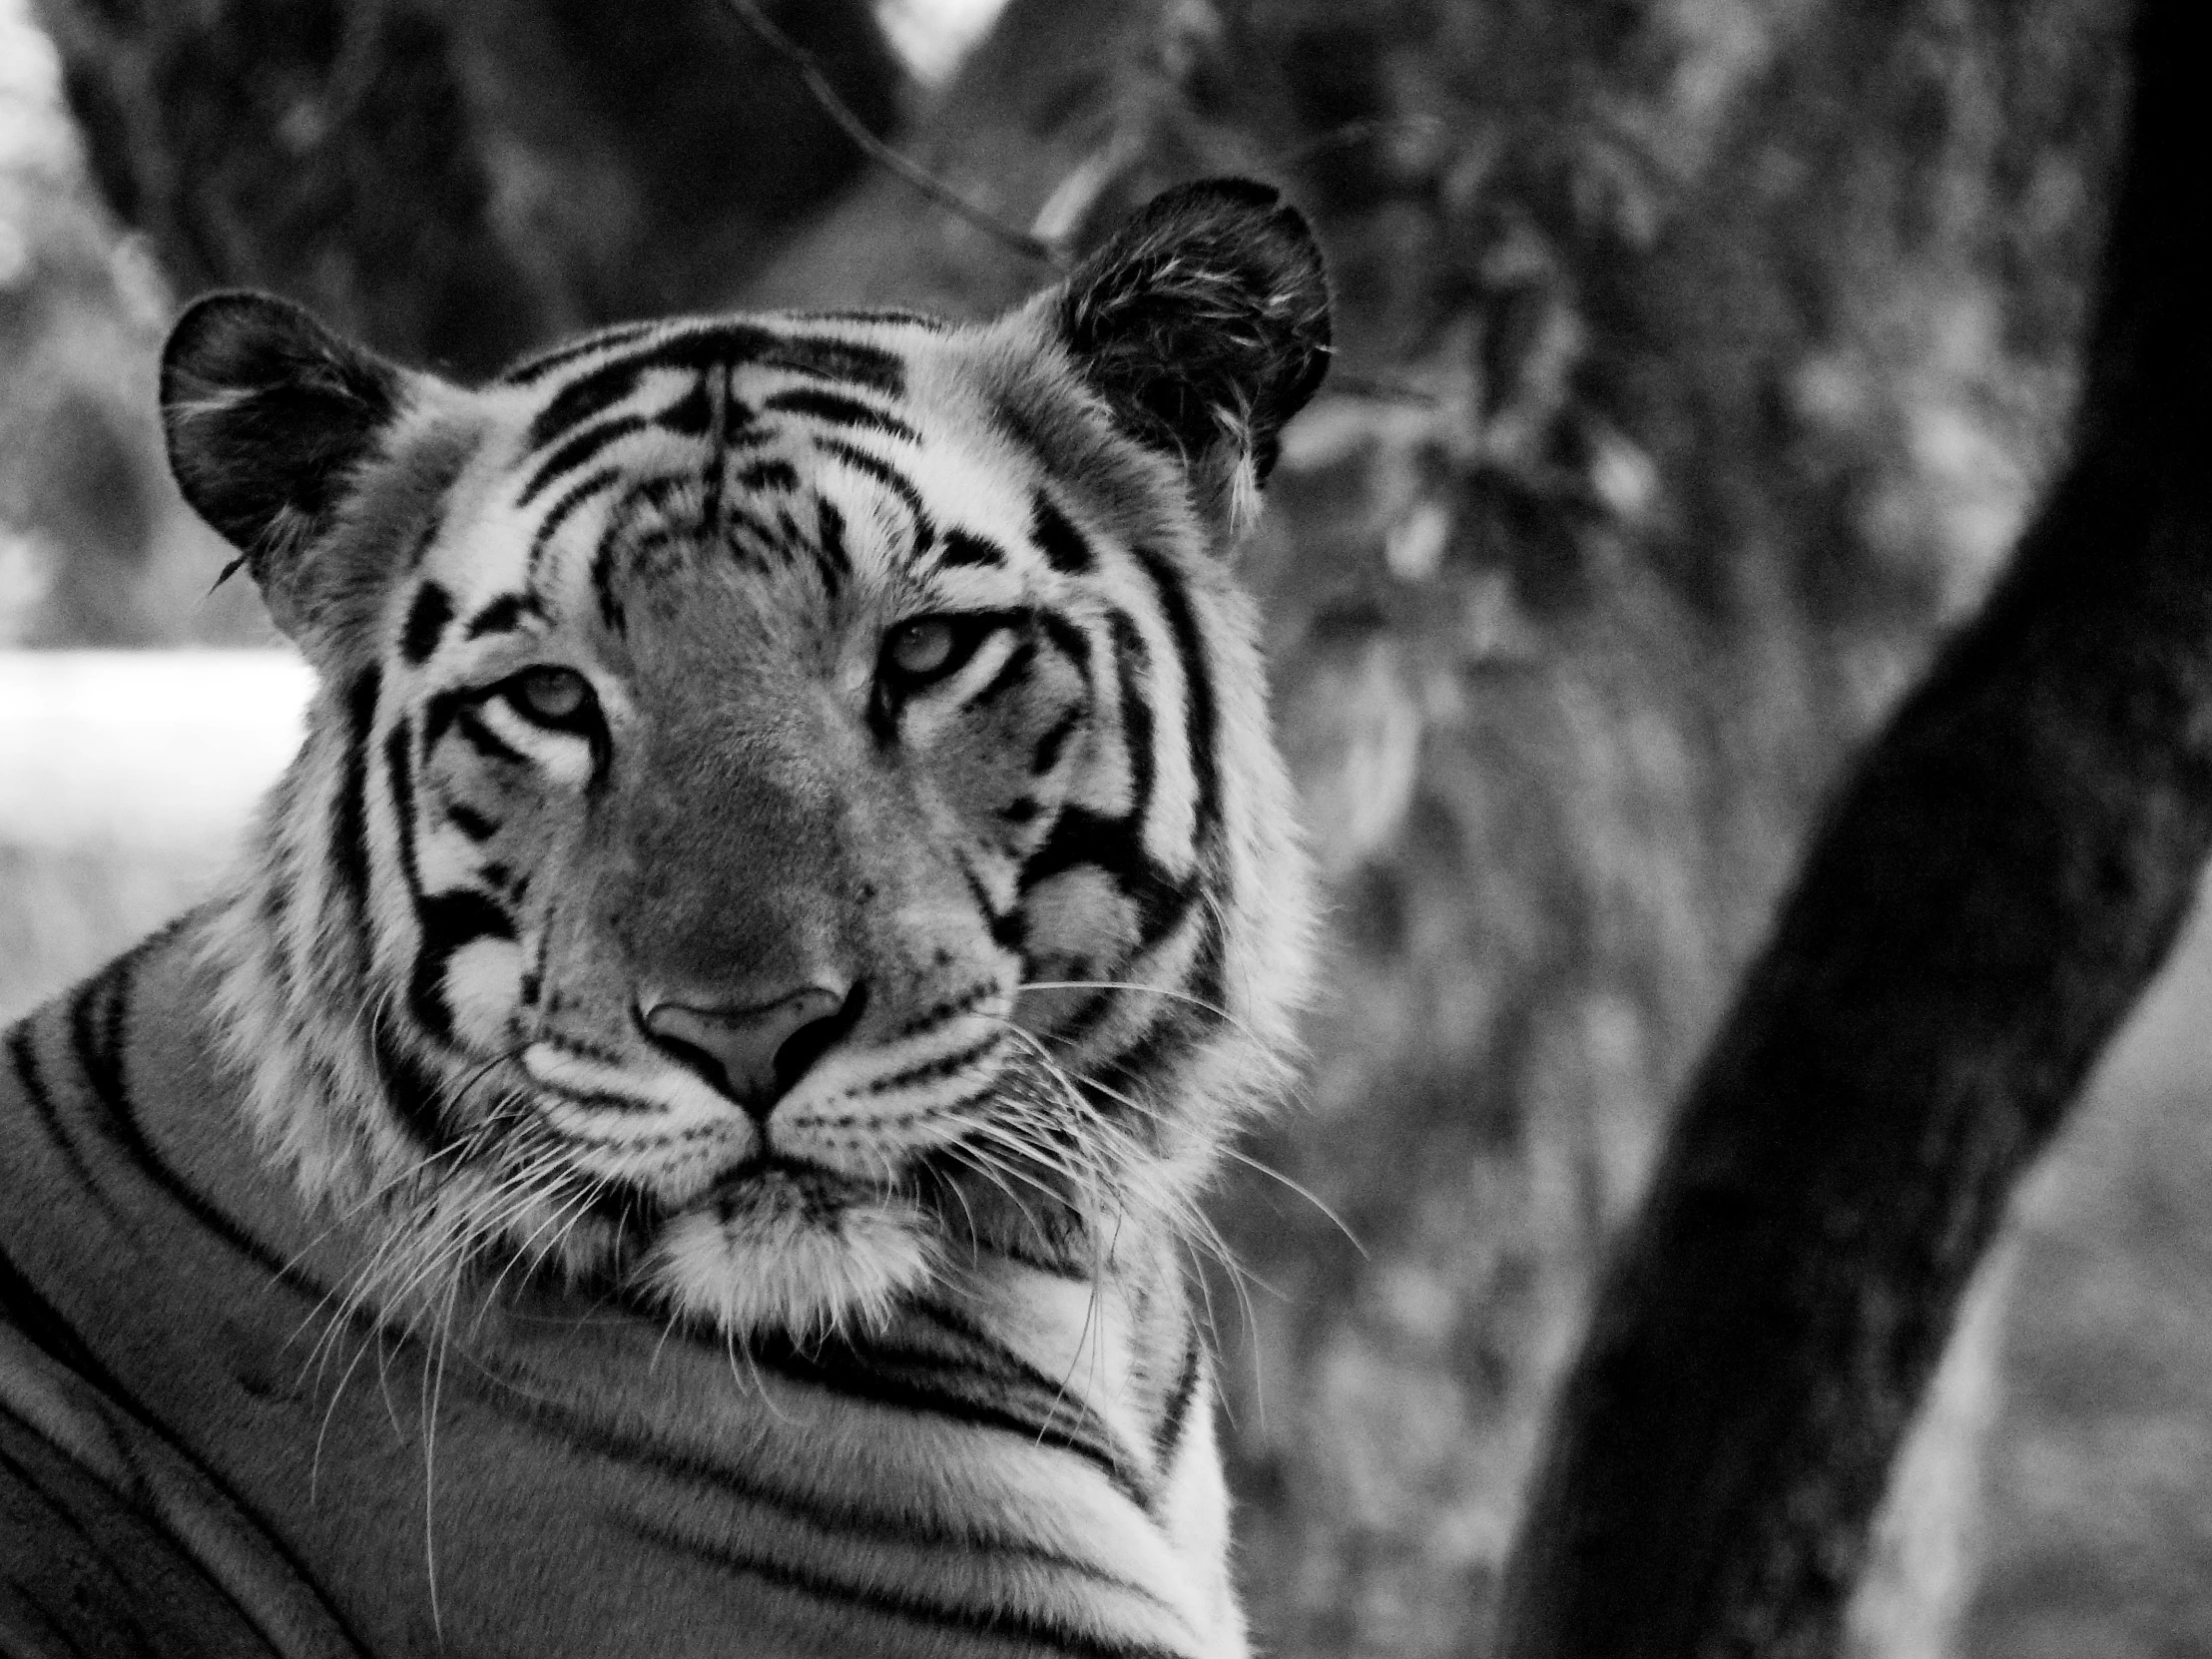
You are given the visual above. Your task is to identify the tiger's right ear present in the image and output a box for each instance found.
[162,292,420,637]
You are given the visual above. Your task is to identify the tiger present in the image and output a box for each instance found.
[0,178,1330,1657]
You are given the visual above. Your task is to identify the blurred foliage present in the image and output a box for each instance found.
[0,0,2134,1652]
[1,2,261,645]
[30,0,905,373]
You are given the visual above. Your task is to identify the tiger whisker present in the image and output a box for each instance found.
[1008,1028,1366,1260]
[419,1269,462,1641]
[1012,977,1263,1048]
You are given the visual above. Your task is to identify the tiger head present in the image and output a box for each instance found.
[164,181,1330,1342]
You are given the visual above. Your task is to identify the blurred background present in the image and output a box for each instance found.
[4,0,2203,1653]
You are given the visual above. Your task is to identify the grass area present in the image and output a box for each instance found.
[0,649,302,1017]
[0,839,227,1018]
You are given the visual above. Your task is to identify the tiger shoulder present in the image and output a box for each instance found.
[0,180,1330,1658]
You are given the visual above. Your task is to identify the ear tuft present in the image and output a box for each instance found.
[1058,179,1331,502]
[162,292,405,589]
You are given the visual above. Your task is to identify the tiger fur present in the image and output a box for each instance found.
[0,179,1330,1657]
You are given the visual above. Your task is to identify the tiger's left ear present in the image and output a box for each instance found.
[162,291,455,647]
[1051,178,1331,531]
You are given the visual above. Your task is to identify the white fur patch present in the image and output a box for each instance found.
[442,933,524,1047]
[644,1174,937,1340]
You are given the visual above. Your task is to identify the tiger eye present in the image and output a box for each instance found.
[886,619,958,680]
[514,666,590,723]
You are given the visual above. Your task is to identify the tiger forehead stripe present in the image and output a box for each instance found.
[1031,493,1096,575]
[518,410,656,509]
[400,581,452,666]
[499,318,658,386]
[523,323,908,455]
[762,385,921,444]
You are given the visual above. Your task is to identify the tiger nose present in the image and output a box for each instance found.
[639,982,860,1117]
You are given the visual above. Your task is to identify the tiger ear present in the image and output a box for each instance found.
[161,291,418,638]
[1054,178,1331,529]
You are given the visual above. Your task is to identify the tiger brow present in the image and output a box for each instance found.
[525,325,907,454]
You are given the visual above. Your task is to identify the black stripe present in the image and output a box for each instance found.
[734,458,799,493]
[8,1021,126,1228]
[399,581,452,667]
[817,437,933,547]
[1153,1333,1203,1477]
[844,1034,1002,1100]
[0,1250,135,1448]
[383,719,421,896]
[807,307,947,330]
[64,968,120,1128]
[589,472,696,632]
[454,707,527,767]
[525,325,906,452]
[763,386,920,443]
[62,953,308,1290]
[1126,545,1220,850]
[519,411,653,508]
[499,320,658,385]
[748,330,907,393]
[815,497,850,598]
[655,377,716,439]
[401,513,444,571]
[523,350,663,452]
[408,891,516,1044]
[463,593,535,641]
[463,1361,1160,1601]
[696,366,736,556]
[1032,707,1082,776]
[1040,610,1095,678]
[1032,491,1095,574]
[972,635,1038,708]
[445,799,498,840]
[1082,917,1215,1096]
[422,687,467,753]
[1185,899,1228,1034]
[956,858,1024,953]
[0,1432,215,1651]
[1110,612,1156,825]
[905,1298,1119,1421]
[937,529,1007,569]
[329,665,380,915]
[888,981,999,1040]
[621,1514,1191,1659]
[528,468,620,583]
[751,1330,1150,1510]
[373,1020,450,1150]
[0,1239,104,1408]
[1021,810,1191,942]
[0,1247,369,1656]
[591,520,627,633]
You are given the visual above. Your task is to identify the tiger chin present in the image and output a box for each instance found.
[0,180,1327,1658]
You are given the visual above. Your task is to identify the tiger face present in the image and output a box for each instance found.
[165,181,1329,1342]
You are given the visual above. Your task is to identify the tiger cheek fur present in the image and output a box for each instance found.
[0,180,1327,1658]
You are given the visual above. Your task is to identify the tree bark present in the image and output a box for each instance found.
[1494,1,2212,1651]
[31,0,902,376]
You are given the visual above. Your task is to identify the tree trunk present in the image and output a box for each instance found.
[1494,1,2212,1651]
[31,0,903,375]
